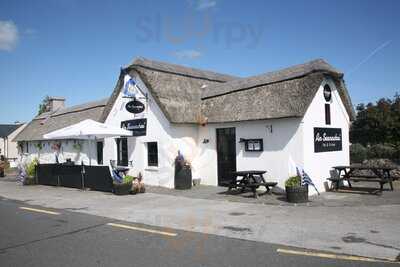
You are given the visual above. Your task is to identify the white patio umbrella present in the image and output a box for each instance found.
[43,119,132,165]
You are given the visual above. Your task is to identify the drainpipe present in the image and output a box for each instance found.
[3,137,6,158]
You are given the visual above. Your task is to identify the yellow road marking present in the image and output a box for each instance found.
[277,248,397,264]
[107,223,177,237]
[19,207,60,215]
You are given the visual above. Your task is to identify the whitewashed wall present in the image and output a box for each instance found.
[7,124,27,159]
[22,139,97,166]
[104,73,198,188]
[103,74,351,191]
[0,138,4,157]
[194,118,304,188]
[302,78,350,193]
[1,124,27,160]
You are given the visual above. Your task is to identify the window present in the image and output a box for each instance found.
[97,141,103,165]
[116,138,128,166]
[325,104,331,125]
[147,142,158,167]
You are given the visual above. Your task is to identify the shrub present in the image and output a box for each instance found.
[394,145,400,160]
[350,143,367,163]
[26,158,39,177]
[367,144,396,159]
[123,175,134,184]
[285,176,301,188]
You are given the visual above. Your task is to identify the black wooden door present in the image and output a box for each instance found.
[116,138,128,166]
[216,128,236,186]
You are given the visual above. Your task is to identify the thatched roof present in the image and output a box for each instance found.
[202,72,324,122]
[202,59,342,98]
[14,98,108,141]
[99,57,354,124]
[100,57,238,123]
[18,58,354,142]
[201,59,355,122]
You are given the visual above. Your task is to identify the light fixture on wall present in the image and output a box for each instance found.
[266,125,273,133]
[202,139,209,144]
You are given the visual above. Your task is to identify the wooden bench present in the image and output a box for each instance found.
[349,174,379,179]
[328,175,392,191]
[228,181,278,198]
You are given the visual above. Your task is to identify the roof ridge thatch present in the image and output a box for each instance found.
[34,98,108,120]
[14,98,109,141]
[202,59,343,99]
[50,98,108,118]
[129,57,239,82]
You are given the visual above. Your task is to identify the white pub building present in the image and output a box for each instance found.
[15,57,354,192]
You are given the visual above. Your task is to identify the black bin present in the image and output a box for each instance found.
[174,164,192,190]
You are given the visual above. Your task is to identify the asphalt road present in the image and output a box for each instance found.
[0,198,395,267]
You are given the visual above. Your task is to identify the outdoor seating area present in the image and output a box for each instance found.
[144,179,400,206]
[328,165,399,193]
[225,170,278,198]
[36,163,114,192]
[34,163,145,195]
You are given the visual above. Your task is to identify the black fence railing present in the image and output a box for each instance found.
[37,164,113,192]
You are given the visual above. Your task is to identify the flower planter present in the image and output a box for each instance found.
[174,165,192,190]
[113,182,132,195]
[23,177,36,185]
[286,185,308,203]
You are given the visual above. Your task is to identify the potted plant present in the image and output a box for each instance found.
[285,175,308,203]
[0,156,6,177]
[113,175,134,195]
[34,142,43,151]
[174,152,192,190]
[51,142,61,151]
[73,142,82,152]
[131,172,145,194]
[24,158,39,185]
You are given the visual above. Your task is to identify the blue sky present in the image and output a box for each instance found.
[0,0,399,124]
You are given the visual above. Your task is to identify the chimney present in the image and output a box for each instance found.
[48,97,66,112]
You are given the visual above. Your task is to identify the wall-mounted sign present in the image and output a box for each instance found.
[121,119,147,136]
[125,100,145,114]
[314,127,342,153]
[240,138,264,152]
[123,74,138,98]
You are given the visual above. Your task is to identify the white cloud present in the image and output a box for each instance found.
[24,28,37,36]
[0,20,18,51]
[188,0,217,10]
[173,49,202,59]
[194,0,217,10]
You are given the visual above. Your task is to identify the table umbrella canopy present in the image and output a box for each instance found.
[43,119,132,140]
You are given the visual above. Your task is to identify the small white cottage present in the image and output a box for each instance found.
[15,57,355,192]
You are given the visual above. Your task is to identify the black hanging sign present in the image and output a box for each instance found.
[121,119,147,136]
[314,127,342,153]
[125,100,145,114]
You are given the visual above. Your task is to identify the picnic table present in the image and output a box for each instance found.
[330,165,396,192]
[227,170,277,198]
